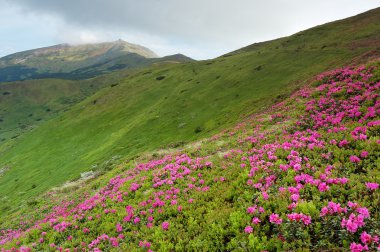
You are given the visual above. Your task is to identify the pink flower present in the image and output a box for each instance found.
[247,206,256,214]
[287,213,312,225]
[339,139,349,148]
[350,242,368,252]
[252,217,261,224]
[360,151,368,158]
[357,207,370,219]
[365,182,379,191]
[129,183,140,192]
[133,217,140,224]
[318,182,329,192]
[350,155,361,163]
[110,237,119,247]
[290,194,300,202]
[348,201,359,209]
[269,213,282,225]
[342,213,366,233]
[360,231,372,244]
[262,191,269,200]
[162,221,170,230]
[244,226,253,233]
[139,240,151,248]
[302,215,312,225]
[116,223,123,233]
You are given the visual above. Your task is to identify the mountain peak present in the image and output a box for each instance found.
[0,40,191,82]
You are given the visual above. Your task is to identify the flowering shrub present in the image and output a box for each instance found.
[0,61,379,251]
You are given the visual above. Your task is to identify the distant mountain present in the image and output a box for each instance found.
[0,40,193,81]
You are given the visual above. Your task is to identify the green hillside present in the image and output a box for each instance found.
[1,57,379,252]
[0,70,133,144]
[0,8,379,215]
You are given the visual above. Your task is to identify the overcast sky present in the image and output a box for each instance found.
[0,0,378,60]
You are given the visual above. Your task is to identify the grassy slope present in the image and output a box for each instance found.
[1,59,379,251]
[0,70,134,144]
[0,8,379,213]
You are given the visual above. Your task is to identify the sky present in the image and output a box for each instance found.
[0,0,378,60]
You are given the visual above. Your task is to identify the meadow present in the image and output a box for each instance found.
[0,59,379,251]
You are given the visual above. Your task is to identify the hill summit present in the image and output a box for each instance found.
[0,40,191,81]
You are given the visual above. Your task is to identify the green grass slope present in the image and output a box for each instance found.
[0,70,134,145]
[0,8,379,214]
[1,59,379,251]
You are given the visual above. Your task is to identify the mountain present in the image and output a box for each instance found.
[0,40,193,81]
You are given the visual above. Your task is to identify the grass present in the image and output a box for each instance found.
[0,70,134,145]
[0,7,379,215]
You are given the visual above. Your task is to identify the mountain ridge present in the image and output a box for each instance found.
[0,40,192,82]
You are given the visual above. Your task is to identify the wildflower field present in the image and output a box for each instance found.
[1,60,379,251]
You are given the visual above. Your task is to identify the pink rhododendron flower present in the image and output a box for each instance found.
[162,221,170,230]
[350,155,361,163]
[269,213,282,225]
[110,237,119,247]
[247,206,256,214]
[365,182,379,191]
[318,182,329,192]
[116,223,123,233]
[133,217,141,224]
[360,231,372,244]
[287,213,312,225]
[350,242,368,252]
[290,194,300,202]
[252,217,261,224]
[139,240,151,248]
[244,226,253,233]
[341,213,366,233]
[360,151,368,158]
[262,191,269,200]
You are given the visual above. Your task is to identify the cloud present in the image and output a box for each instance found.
[0,0,379,59]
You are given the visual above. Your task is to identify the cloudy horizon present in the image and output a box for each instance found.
[0,0,378,60]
